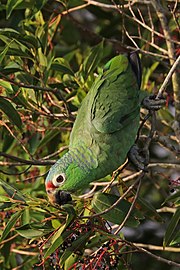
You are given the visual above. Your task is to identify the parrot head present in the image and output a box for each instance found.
[45,153,93,205]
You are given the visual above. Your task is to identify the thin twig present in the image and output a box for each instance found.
[156,55,180,98]
[130,35,168,55]
[0,120,33,159]
[11,248,38,256]
[149,162,180,169]
[132,242,180,253]
[102,159,128,192]
[157,207,176,214]
[80,173,144,219]
[0,233,19,245]
[85,0,139,10]
[125,240,180,267]
[86,0,179,46]
[153,134,179,155]
[0,165,31,176]
[61,3,90,15]
[114,179,142,234]
[42,146,68,160]
[0,152,55,166]
[0,73,60,94]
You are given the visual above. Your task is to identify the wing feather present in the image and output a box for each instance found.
[91,54,140,134]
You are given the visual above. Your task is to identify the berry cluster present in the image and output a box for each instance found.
[169,176,180,194]
[69,239,126,270]
[37,218,127,269]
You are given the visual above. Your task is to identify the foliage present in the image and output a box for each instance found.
[0,0,179,269]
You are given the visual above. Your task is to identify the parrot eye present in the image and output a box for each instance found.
[52,173,66,187]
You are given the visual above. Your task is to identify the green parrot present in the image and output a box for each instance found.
[45,52,142,205]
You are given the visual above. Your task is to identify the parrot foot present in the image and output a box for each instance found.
[128,144,148,171]
[142,95,166,111]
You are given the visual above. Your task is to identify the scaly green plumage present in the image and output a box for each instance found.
[45,53,141,202]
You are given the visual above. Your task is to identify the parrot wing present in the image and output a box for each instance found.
[90,55,140,134]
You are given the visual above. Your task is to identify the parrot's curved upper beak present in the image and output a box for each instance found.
[47,188,72,205]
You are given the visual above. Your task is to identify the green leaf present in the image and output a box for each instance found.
[21,208,30,225]
[6,0,24,19]
[0,44,9,62]
[28,132,41,154]
[61,204,76,228]
[51,59,74,76]
[0,28,39,51]
[142,62,159,91]
[169,230,180,246]
[23,35,39,49]
[7,48,33,60]
[83,41,104,79]
[2,131,14,152]
[0,195,12,203]
[136,196,163,222]
[86,232,111,249]
[51,62,74,76]
[9,85,33,109]
[0,80,13,93]
[48,14,61,42]
[44,229,71,259]
[52,219,61,229]
[36,0,49,11]
[164,191,180,206]
[38,47,47,67]
[16,228,46,239]
[163,208,180,247]
[16,225,50,239]
[64,253,78,270]
[0,28,20,36]
[0,96,22,129]
[44,205,76,259]
[0,178,26,202]
[0,67,22,76]
[0,210,23,242]
[92,192,143,227]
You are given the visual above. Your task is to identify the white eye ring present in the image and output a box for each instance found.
[52,173,66,187]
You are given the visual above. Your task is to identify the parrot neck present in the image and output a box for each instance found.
[69,145,98,174]
[58,145,98,192]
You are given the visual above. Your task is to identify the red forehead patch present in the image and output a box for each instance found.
[46,181,56,189]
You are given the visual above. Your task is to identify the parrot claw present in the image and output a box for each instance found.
[128,144,148,171]
[142,95,166,111]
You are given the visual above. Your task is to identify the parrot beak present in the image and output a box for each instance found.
[54,190,72,205]
[47,188,72,205]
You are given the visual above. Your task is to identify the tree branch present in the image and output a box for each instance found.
[151,0,180,140]
[156,55,180,98]
[132,242,180,253]
[0,152,55,166]
[114,178,142,234]
[86,0,179,46]
[126,240,180,267]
